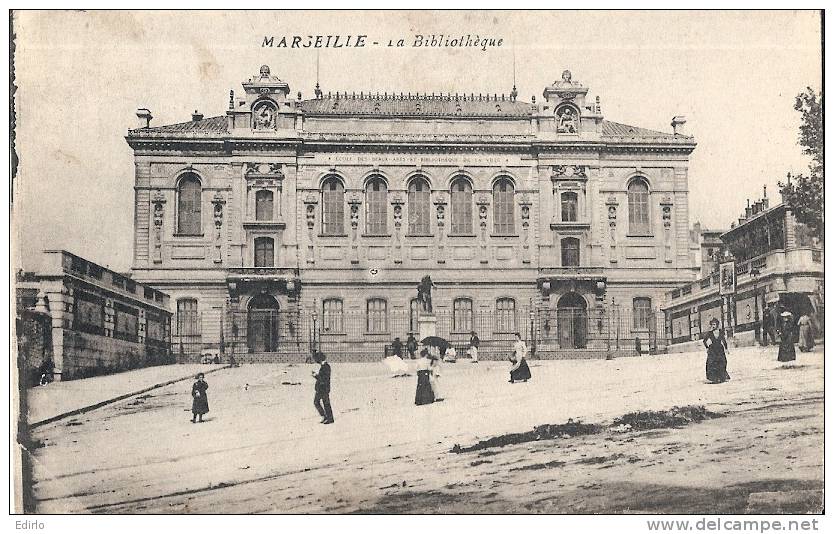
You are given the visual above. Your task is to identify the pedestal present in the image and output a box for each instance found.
[417,314,437,341]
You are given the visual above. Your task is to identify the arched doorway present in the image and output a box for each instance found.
[248,293,280,352]
[557,292,588,349]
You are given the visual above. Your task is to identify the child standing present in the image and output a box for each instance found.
[191,372,209,423]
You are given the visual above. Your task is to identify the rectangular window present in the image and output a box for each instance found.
[633,297,652,330]
[255,190,274,221]
[561,192,578,222]
[453,298,474,332]
[561,238,580,267]
[323,299,344,333]
[254,237,275,267]
[366,298,388,333]
[114,303,139,342]
[366,180,388,235]
[322,179,345,235]
[493,180,515,234]
[450,180,473,235]
[408,180,431,235]
[177,299,199,337]
[496,298,517,333]
[74,290,105,336]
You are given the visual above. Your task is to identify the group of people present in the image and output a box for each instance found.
[701,306,818,385]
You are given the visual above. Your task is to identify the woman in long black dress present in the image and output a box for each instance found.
[414,348,435,405]
[191,373,209,423]
[777,312,797,363]
[509,333,532,383]
[703,318,730,383]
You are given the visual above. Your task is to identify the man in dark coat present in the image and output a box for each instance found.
[312,351,334,424]
[406,332,418,359]
[761,304,773,346]
[392,337,404,358]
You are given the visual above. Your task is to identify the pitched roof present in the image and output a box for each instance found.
[128,111,691,143]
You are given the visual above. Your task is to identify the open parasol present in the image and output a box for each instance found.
[420,336,450,351]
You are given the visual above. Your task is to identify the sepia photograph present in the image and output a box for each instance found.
[8,8,826,526]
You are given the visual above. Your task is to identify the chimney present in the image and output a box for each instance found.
[136,108,153,129]
[762,185,769,209]
[191,110,204,122]
[671,115,687,136]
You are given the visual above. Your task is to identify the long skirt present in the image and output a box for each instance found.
[415,370,435,405]
[510,359,532,382]
[799,324,815,351]
[778,340,797,362]
[705,352,729,383]
[192,395,209,415]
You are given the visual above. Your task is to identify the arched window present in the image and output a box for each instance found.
[254,237,275,267]
[365,176,388,235]
[366,298,388,333]
[561,237,580,267]
[177,173,202,235]
[561,192,578,222]
[453,298,474,332]
[450,177,473,235]
[493,178,515,234]
[496,297,517,333]
[255,190,274,221]
[322,298,344,333]
[408,176,431,235]
[633,297,652,330]
[321,176,345,235]
[628,178,651,235]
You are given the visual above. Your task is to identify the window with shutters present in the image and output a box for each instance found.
[321,176,345,235]
[408,177,431,235]
[493,178,515,234]
[177,174,202,235]
[450,177,473,235]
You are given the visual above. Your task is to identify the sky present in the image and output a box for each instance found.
[11,10,822,272]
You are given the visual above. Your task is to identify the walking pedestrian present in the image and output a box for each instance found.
[702,318,730,383]
[777,312,797,364]
[191,372,209,423]
[797,313,815,352]
[761,304,773,346]
[509,333,532,383]
[414,348,435,405]
[468,331,480,363]
[312,351,334,424]
[406,332,418,360]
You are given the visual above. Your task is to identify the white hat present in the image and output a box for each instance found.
[780,311,793,317]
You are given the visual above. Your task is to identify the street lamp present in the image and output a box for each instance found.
[311,299,319,357]
[750,267,761,344]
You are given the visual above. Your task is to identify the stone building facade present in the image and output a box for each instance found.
[126,66,698,360]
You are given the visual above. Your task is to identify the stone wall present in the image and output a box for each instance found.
[16,310,53,387]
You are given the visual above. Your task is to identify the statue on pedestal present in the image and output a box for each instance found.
[417,275,435,314]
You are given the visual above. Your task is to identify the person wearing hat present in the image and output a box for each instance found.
[414,347,435,405]
[702,318,730,383]
[191,372,209,423]
[777,311,797,363]
[312,351,334,424]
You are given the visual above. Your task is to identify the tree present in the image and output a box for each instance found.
[779,88,823,241]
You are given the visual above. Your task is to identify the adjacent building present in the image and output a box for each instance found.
[126,66,698,361]
[662,190,824,347]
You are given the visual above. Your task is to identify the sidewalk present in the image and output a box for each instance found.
[25,364,228,427]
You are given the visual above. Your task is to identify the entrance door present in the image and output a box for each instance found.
[248,294,280,352]
[557,292,588,349]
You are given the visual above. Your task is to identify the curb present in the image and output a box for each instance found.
[29,365,232,429]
